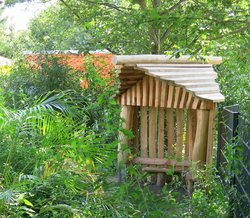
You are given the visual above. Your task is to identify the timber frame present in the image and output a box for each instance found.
[114,55,225,189]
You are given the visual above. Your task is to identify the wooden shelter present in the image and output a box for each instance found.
[114,55,225,187]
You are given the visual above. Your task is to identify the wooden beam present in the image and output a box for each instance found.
[167,108,174,157]
[140,106,148,157]
[149,107,156,158]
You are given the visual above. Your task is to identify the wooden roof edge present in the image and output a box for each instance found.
[112,55,222,65]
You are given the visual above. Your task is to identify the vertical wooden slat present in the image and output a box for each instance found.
[142,76,148,106]
[206,104,216,165]
[167,108,174,156]
[173,87,181,108]
[160,81,167,107]
[179,90,187,109]
[176,109,184,158]
[118,105,133,182]
[192,110,209,163]
[149,107,156,158]
[149,77,154,106]
[155,79,160,107]
[121,93,125,105]
[132,107,139,154]
[158,107,164,158]
[136,81,141,106]
[192,98,200,109]
[132,85,136,105]
[167,85,174,108]
[185,109,194,160]
[140,106,148,157]
[186,92,193,108]
[126,88,131,105]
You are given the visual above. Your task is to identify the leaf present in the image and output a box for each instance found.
[23,199,34,207]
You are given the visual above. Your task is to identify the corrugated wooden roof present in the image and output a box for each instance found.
[114,55,225,103]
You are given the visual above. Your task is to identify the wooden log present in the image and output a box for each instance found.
[167,108,174,156]
[192,110,209,164]
[140,106,148,157]
[113,55,222,65]
[176,109,184,158]
[149,107,156,158]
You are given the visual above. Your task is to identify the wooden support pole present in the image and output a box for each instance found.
[118,106,133,182]
[192,110,209,164]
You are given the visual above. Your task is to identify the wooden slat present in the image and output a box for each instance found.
[186,92,193,108]
[140,107,148,157]
[160,81,167,107]
[192,98,200,109]
[179,90,187,108]
[126,88,131,105]
[142,76,148,106]
[176,109,184,158]
[134,157,189,167]
[136,81,141,106]
[149,77,154,106]
[167,85,174,108]
[192,110,209,163]
[158,107,165,158]
[132,85,136,105]
[121,93,125,105]
[142,166,188,173]
[173,87,181,108]
[149,107,156,158]
[155,79,160,107]
[132,107,139,154]
[185,109,194,160]
[206,104,216,165]
[167,108,174,156]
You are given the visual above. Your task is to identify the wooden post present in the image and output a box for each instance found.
[118,105,134,182]
[192,110,209,164]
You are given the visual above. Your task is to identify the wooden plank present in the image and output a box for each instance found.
[149,77,154,106]
[118,106,133,182]
[167,85,174,108]
[185,109,193,160]
[167,108,174,157]
[186,92,193,108]
[132,85,136,105]
[155,79,160,107]
[149,107,156,158]
[142,166,188,173]
[192,110,209,164]
[179,90,187,108]
[126,88,131,105]
[121,93,125,105]
[206,104,216,165]
[158,107,165,158]
[192,98,200,109]
[176,109,184,158]
[140,106,148,157]
[173,87,181,108]
[160,81,167,107]
[132,107,139,154]
[142,76,148,106]
[134,157,189,167]
[136,81,141,106]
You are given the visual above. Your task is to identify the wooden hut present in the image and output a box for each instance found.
[114,55,225,188]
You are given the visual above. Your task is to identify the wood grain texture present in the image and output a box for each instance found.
[149,107,156,158]
[140,106,148,157]
[176,109,184,158]
[167,108,174,157]
[158,107,165,158]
